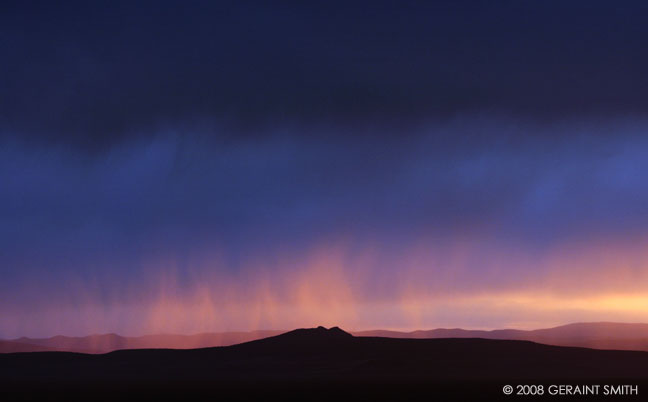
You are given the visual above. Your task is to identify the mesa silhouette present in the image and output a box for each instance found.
[2,326,648,401]
[5,322,648,354]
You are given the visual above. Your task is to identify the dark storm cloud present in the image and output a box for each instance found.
[5,2,648,337]
[2,1,648,150]
[3,118,648,287]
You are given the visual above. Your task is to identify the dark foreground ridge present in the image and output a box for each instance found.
[2,326,647,401]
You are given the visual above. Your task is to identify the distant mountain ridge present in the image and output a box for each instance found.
[4,322,648,354]
[3,330,284,354]
[0,340,68,353]
[354,322,648,351]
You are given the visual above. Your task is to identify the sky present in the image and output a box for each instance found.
[2,1,648,337]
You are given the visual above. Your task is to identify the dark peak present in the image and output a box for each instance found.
[283,326,353,340]
[314,326,352,337]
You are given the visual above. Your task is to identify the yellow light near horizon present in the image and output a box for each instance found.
[485,293,648,313]
[391,292,648,331]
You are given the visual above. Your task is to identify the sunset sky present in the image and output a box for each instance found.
[2,1,648,338]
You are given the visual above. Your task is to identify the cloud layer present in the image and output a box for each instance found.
[3,118,648,336]
[3,2,648,337]
[3,1,648,149]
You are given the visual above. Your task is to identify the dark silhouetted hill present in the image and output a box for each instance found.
[7,322,648,355]
[1,326,648,400]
